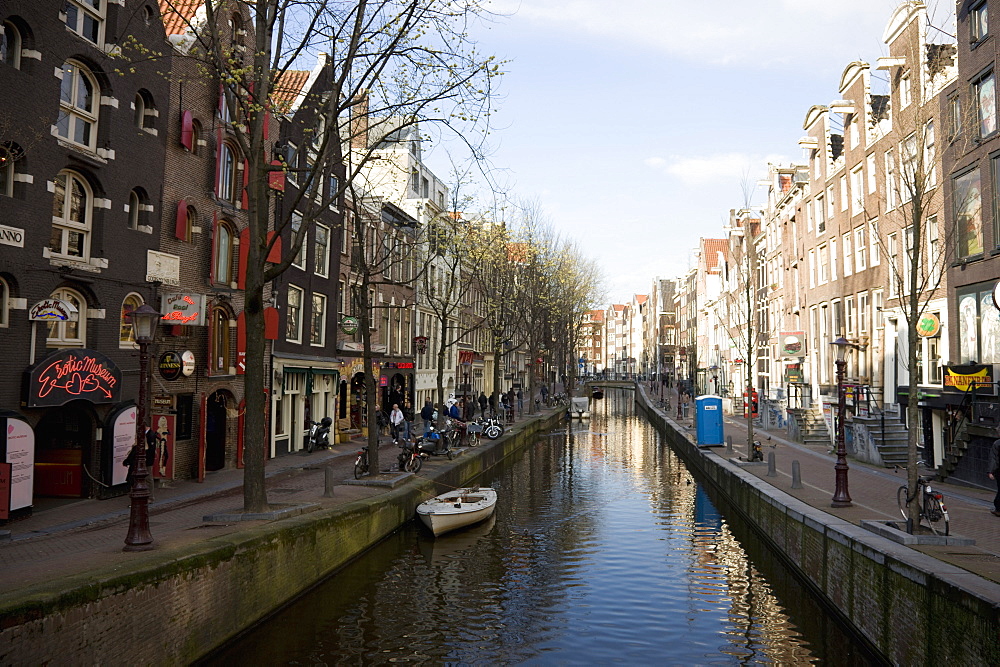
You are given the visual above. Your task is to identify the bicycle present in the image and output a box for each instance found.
[354,445,370,479]
[897,469,949,536]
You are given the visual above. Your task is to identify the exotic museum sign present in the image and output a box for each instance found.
[26,349,122,407]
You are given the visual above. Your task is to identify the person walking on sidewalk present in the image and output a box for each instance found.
[420,400,434,434]
[478,392,488,418]
[989,433,1000,517]
[389,404,404,443]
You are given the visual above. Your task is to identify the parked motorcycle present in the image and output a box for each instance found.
[415,427,454,460]
[471,415,504,440]
[397,439,423,473]
[305,417,332,453]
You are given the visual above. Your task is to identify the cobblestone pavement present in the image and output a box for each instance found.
[649,383,1000,585]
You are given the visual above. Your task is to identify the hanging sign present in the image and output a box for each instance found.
[181,350,196,376]
[341,316,359,335]
[917,313,941,337]
[26,349,122,407]
[943,364,995,394]
[28,298,78,322]
[779,331,806,357]
[160,293,206,326]
[158,351,183,380]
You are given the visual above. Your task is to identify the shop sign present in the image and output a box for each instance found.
[146,250,180,286]
[181,350,195,376]
[943,364,995,394]
[396,362,414,369]
[379,376,388,387]
[27,349,122,407]
[152,394,174,410]
[28,298,78,322]
[917,313,941,337]
[160,293,206,326]
[784,363,803,383]
[106,405,136,487]
[0,223,25,248]
[2,416,34,512]
[779,331,806,357]
[341,316,359,334]
[458,350,474,365]
[158,351,183,380]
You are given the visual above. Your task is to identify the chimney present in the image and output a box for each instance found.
[351,91,369,151]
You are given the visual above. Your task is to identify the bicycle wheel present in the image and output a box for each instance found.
[354,456,366,480]
[897,485,909,521]
[924,495,948,536]
[305,435,314,453]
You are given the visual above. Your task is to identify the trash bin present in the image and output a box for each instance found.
[696,395,723,447]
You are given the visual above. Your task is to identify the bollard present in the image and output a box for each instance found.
[766,451,777,477]
[791,460,802,489]
[726,435,733,454]
[324,466,336,497]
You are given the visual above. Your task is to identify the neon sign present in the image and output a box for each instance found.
[160,293,206,326]
[27,349,122,407]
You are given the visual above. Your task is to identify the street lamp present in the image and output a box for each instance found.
[124,303,161,551]
[831,336,852,508]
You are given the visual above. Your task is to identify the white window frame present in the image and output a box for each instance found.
[924,120,937,188]
[50,170,92,261]
[47,287,86,348]
[119,293,143,348]
[2,21,22,69]
[867,154,877,193]
[57,61,99,151]
[310,292,326,346]
[64,0,105,46]
[818,243,828,284]
[286,284,303,343]
[291,212,307,270]
[869,219,881,266]
[859,291,869,334]
[314,222,330,277]
[854,226,867,272]
[830,238,838,281]
[843,232,853,276]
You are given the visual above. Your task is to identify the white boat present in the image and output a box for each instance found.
[416,487,498,537]
[567,396,590,419]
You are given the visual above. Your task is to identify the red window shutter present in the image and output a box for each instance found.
[237,226,250,290]
[265,230,282,263]
[236,311,246,376]
[264,307,279,340]
[241,159,250,209]
[214,127,224,197]
[180,110,194,150]
[209,212,219,285]
[174,199,188,240]
[268,159,285,191]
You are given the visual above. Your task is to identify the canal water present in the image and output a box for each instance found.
[206,389,879,665]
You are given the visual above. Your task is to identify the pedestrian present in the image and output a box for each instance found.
[540,384,549,405]
[516,388,523,415]
[449,400,461,420]
[420,399,434,433]
[463,395,475,422]
[989,431,1000,517]
[123,426,156,489]
[478,392,488,418]
[389,403,404,443]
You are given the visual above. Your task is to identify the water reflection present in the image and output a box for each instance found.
[205,390,875,665]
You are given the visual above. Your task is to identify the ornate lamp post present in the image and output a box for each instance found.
[831,336,852,508]
[124,303,161,551]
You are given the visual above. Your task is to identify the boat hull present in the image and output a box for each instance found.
[416,487,498,537]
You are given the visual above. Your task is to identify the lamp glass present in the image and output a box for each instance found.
[832,336,849,362]
[131,304,161,342]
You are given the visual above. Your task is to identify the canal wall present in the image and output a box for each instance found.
[634,387,1000,666]
[0,411,565,665]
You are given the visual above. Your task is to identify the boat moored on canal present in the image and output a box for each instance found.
[416,487,498,536]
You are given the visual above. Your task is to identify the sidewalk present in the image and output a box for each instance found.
[655,383,1000,585]
[0,409,542,590]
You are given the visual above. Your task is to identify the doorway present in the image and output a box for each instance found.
[34,402,93,497]
[206,391,229,471]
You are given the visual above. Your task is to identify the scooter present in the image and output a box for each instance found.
[305,417,332,453]
[415,426,454,460]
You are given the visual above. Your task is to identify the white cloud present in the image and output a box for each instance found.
[488,0,928,67]
[643,157,666,168]
[649,152,790,186]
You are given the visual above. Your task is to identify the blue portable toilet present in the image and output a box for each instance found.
[696,395,724,447]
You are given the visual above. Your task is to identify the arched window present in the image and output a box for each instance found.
[133,92,145,127]
[57,61,98,150]
[1,21,21,69]
[119,293,143,347]
[127,187,148,230]
[210,306,232,373]
[64,0,105,45]
[230,13,245,37]
[214,218,236,285]
[50,170,92,260]
[47,287,86,348]
[0,276,9,327]
[190,119,202,155]
[0,142,18,197]
[218,142,238,201]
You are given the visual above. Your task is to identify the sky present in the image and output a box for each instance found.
[419,0,956,305]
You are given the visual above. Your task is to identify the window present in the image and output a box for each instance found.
[927,215,941,286]
[972,1,988,44]
[957,284,1000,364]
[410,169,419,194]
[1,21,21,69]
[950,95,962,140]
[954,167,984,257]
[64,0,104,45]
[310,293,326,345]
[315,223,330,277]
[326,174,338,204]
[888,233,899,297]
[47,288,86,347]
[127,188,149,230]
[826,185,835,218]
[421,177,429,199]
[993,154,1000,246]
[830,238,838,281]
[924,121,936,188]
[178,204,195,242]
[210,307,232,373]
[815,195,825,234]
[818,244,828,284]
[975,71,996,138]
[291,212,307,269]
[885,149,896,209]
[213,219,236,285]
[854,226,866,271]
[50,170,92,260]
[859,292,869,334]
[190,119,202,155]
[134,93,145,128]
[57,61,98,150]
[0,142,15,197]
[217,142,239,202]
[866,154,877,193]
[901,134,917,202]
[338,279,346,320]
[903,225,914,295]
[286,285,303,342]
[845,295,855,335]
[899,72,912,109]
[851,165,863,215]
[843,232,853,276]
[867,219,879,266]
[872,290,884,329]
[119,293,142,347]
